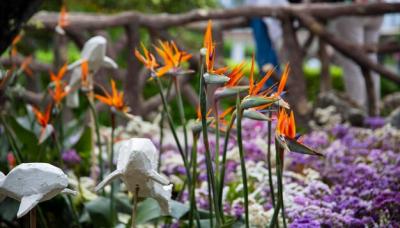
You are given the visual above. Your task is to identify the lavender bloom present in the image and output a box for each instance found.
[364,116,385,129]
[62,149,81,167]
[141,114,400,226]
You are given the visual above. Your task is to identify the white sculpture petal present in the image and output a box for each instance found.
[0,163,75,218]
[66,36,118,108]
[103,56,118,69]
[95,138,172,215]
[18,194,43,218]
[94,170,123,192]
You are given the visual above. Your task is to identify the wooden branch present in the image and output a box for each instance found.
[361,67,378,116]
[282,16,311,122]
[295,12,400,83]
[28,3,400,30]
[0,56,53,72]
[124,20,143,115]
[318,37,331,93]
[364,41,400,54]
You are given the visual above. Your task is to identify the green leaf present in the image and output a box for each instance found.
[243,110,271,121]
[135,198,190,224]
[84,197,112,228]
[38,124,54,144]
[170,200,190,219]
[63,118,85,149]
[214,86,249,100]
[73,126,93,174]
[286,138,323,156]
[0,198,18,222]
[203,73,230,84]
[240,96,278,109]
[7,115,41,159]
[135,198,161,224]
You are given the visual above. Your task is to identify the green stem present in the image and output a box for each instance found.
[65,195,82,228]
[0,115,22,164]
[213,100,220,208]
[218,112,236,210]
[110,112,116,226]
[87,98,104,185]
[154,76,189,172]
[279,152,287,228]
[37,207,48,228]
[57,109,64,151]
[52,131,64,168]
[269,142,284,228]
[267,111,276,208]
[189,133,201,228]
[199,55,221,226]
[174,77,189,158]
[236,94,249,228]
[158,78,173,172]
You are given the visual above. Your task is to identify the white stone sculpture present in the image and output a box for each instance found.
[95,138,172,215]
[0,163,76,218]
[66,36,118,107]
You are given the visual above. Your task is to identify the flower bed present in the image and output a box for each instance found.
[135,119,400,227]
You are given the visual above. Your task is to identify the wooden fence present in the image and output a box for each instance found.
[2,2,400,120]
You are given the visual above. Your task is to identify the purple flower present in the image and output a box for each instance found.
[364,116,385,129]
[62,149,81,167]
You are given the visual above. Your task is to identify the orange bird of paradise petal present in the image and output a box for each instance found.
[196,105,213,121]
[276,64,290,97]
[277,109,296,139]
[81,59,89,86]
[248,54,255,94]
[95,80,128,112]
[58,5,69,28]
[20,56,33,77]
[50,64,68,82]
[203,20,227,75]
[155,40,192,74]
[251,69,274,96]
[226,62,245,87]
[135,43,159,71]
[32,104,52,130]
[12,34,22,46]
[49,80,69,106]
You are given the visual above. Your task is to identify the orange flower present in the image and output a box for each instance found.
[20,56,33,77]
[95,80,128,112]
[276,109,296,139]
[32,104,52,130]
[203,20,228,75]
[50,64,68,82]
[12,34,22,46]
[135,43,159,71]
[10,34,22,58]
[196,106,213,121]
[81,59,89,87]
[154,40,192,77]
[248,55,274,96]
[58,5,69,28]
[49,80,69,106]
[276,65,289,97]
[225,62,245,87]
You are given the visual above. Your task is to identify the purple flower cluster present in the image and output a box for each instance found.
[287,124,400,227]
[62,149,81,167]
[156,118,400,226]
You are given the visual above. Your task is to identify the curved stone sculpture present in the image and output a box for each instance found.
[95,138,172,215]
[66,35,118,107]
[0,163,76,218]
